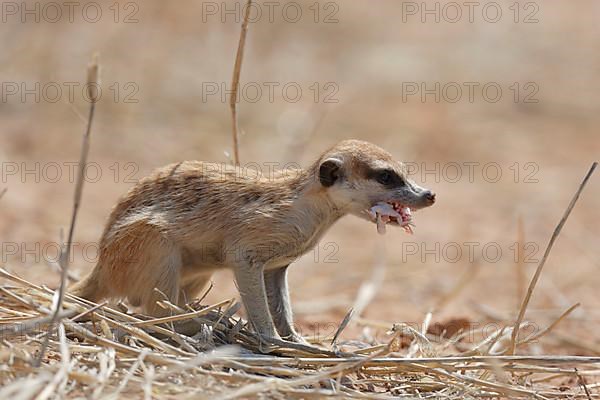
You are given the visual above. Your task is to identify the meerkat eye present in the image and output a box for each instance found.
[376,170,391,185]
[375,169,406,187]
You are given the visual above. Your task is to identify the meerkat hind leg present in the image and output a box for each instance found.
[135,240,183,316]
[179,272,213,306]
[163,273,214,337]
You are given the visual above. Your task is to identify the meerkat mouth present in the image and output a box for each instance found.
[367,202,414,235]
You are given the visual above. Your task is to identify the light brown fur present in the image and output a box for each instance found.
[71,140,435,345]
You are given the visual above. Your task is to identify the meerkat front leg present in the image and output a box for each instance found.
[235,264,329,354]
[233,264,280,341]
[264,266,310,345]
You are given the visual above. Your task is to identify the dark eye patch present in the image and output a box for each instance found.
[368,168,406,188]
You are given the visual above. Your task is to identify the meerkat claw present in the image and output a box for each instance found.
[284,333,312,346]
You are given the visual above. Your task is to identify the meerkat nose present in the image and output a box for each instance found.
[423,191,436,205]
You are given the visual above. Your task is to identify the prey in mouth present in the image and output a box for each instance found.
[367,201,414,235]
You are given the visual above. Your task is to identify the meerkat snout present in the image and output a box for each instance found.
[423,190,436,205]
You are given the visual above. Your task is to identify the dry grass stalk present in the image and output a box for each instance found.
[229,0,253,166]
[35,55,100,367]
[575,367,594,400]
[519,303,580,345]
[131,298,234,327]
[331,308,354,346]
[516,216,526,303]
[509,162,598,355]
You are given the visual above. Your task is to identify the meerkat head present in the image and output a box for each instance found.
[317,139,435,234]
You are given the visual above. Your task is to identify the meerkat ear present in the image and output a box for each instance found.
[319,158,343,187]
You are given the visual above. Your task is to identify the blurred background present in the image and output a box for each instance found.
[1,1,598,353]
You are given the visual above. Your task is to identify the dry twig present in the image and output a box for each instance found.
[509,162,598,355]
[36,55,100,366]
[230,0,252,165]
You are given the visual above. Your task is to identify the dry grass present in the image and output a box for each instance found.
[0,267,599,399]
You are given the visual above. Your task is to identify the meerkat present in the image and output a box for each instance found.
[70,139,435,348]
